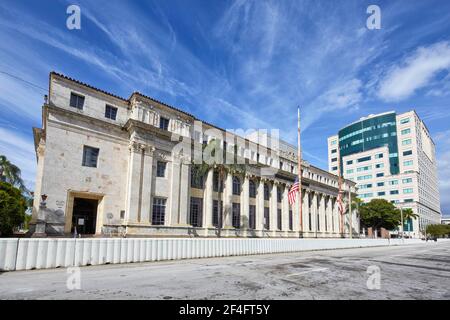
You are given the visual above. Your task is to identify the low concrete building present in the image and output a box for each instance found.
[30,72,357,238]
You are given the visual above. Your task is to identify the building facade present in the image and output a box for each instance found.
[30,72,357,238]
[328,111,441,237]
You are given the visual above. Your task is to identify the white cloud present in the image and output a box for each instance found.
[434,130,450,215]
[377,41,450,101]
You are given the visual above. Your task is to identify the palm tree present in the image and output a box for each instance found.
[191,139,246,237]
[0,155,28,192]
[400,207,418,234]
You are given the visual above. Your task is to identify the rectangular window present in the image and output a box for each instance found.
[159,117,170,130]
[190,167,204,189]
[400,118,410,124]
[249,205,256,229]
[402,178,413,184]
[82,146,99,168]
[277,209,282,230]
[70,92,85,110]
[357,156,371,163]
[403,150,413,156]
[152,198,166,225]
[403,188,413,194]
[404,160,413,166]
[213,200,222,227]
[389,180,399,185]
[357,175,372,181]
[346,169,354,174]
[105,105,118,120]
[390,190,399,195]
[357,165,372,172]
[332,166,338,171]
[404,199,413,203]
[331,158,337,162]
[375,163,384,169]
[375,153,384,159]
[401,128,411,135]
[189,197,203,227]
[377,182,385,187]
[264,207,270,230]
[331,140,337,145]
[264,185,270,201]
[346,160,353,165]
[376,172,384,177]
[378,192,386,196]
[331,149,337,154]
[402,139,412,146]
[213,171,222,192]
[156,161,166,177]
[232,203,240,228]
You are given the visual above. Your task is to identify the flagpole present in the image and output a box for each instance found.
[337,147,343,237]
[297,107,303,236]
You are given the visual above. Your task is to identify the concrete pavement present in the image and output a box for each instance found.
[0,241,449,299]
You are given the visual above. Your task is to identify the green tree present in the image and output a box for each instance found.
[191,139,246,236]
[0,155,28,193]
[426,224,450,237]
[0,181,27,236]
[359,198,402,231]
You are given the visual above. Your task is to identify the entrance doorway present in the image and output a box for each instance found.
[72,198,98,235]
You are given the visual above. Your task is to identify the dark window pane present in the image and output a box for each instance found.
[277,187,282,203]
[105,105,118,120]
[157,161,166,177]
[189,197,203,227]
[190,167,204,189]
[152,198,166,225]
[277,209,282,230]
[289,210,293,231]
[249,180,256,198]
[70,92,85,110]
[264,184,270,201]
[159,117,170,130]
[232,176,240,195]
[82,146,99,167]
[249,205,256,229]
[232,203,240,228]
[213,200,222,227]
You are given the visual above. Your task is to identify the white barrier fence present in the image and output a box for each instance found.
[0,238,423,271]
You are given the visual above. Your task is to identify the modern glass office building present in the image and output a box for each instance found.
[328,111,441,238]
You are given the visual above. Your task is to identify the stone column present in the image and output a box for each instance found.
[223,172,233,228]
[178,160,190,226]
[140,146,154,224]
[303,189,310,233]
[292,186,300,233]
[203,168,214,232]
[125,141,143,224]
[256,178,265,236]
[241,174,250,231]
[169,155,181,226]
[270,182,278,234]
[327,196,333,234]
[282,185,289,234]
[312,192,318,237]
[319,193,326,234]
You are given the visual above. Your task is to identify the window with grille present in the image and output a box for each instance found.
[70,92,85,110]
[264,184,270,200]
[232,203,240,228]
[190,167,204,189]
[152,198,166,225]
[82,146,99,168]
[232,176,241,195]
[159,116,170,130]
[249,205,256,229]
[277,209,282,230]
[213,200,222,227]
[189,197,203,227]
[249,180,256,198]
[156,161,166,177]
[105,104,117,120]
[264,207,270,230]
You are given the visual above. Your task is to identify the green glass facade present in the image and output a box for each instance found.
[338,112,399,175]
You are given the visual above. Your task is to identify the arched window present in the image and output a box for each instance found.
[232,176,241,195]
[249,180,256,198]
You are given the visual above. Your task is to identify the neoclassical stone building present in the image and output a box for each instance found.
[30,72,358,238]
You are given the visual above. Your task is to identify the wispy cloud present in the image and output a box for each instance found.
[377,41,450,101]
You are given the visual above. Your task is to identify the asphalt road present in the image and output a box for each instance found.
[0,241,449,300]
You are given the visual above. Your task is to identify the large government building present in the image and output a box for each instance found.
[30,72,357,238]
[327,111,441,238]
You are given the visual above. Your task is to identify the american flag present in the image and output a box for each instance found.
[288,177,299,205]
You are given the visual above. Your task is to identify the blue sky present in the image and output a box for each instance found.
[0,0,449,215]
